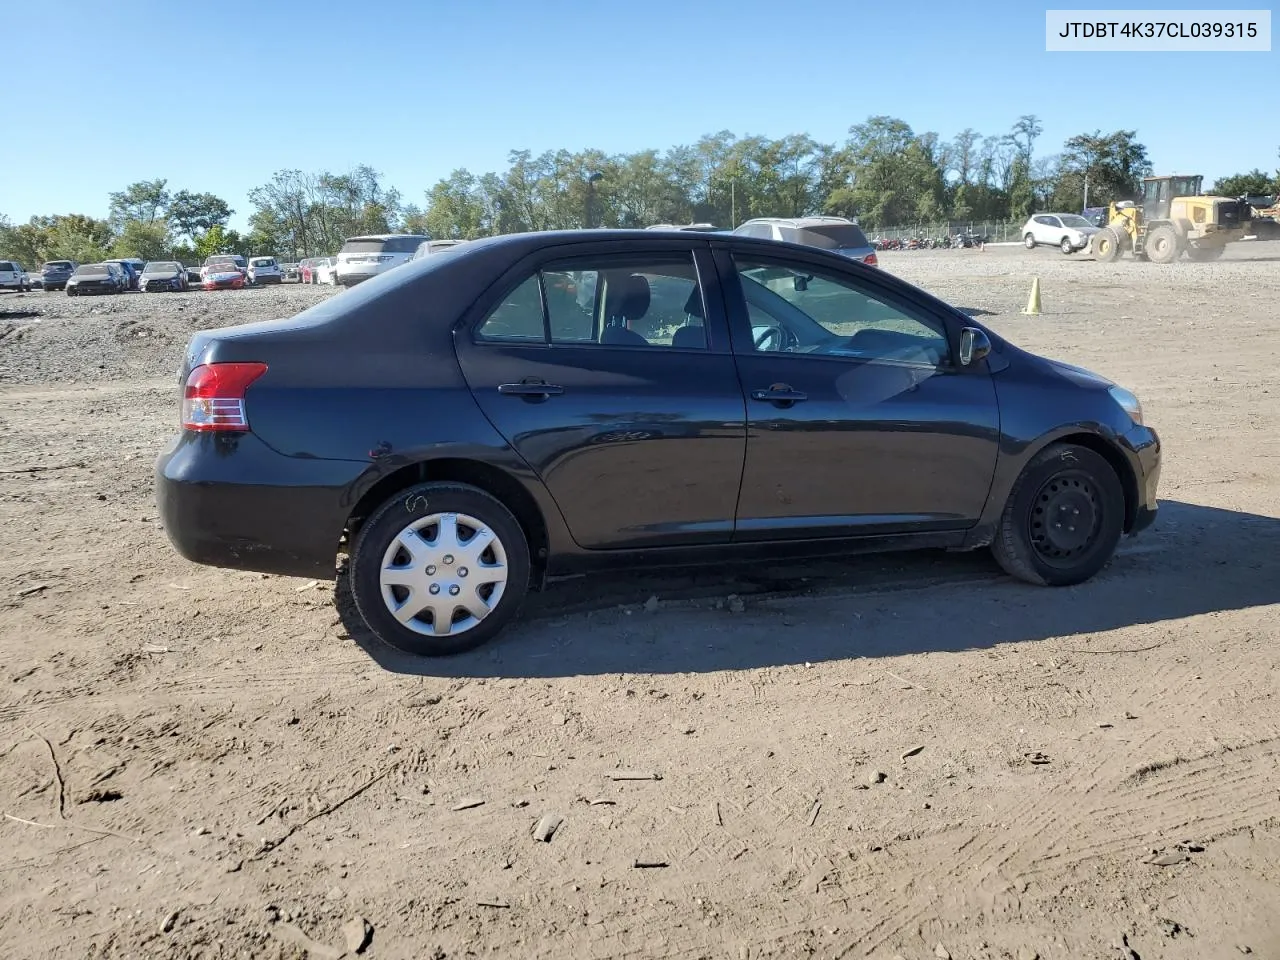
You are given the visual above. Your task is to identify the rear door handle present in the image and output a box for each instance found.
[750,385,807,405]
[498,381,565,399]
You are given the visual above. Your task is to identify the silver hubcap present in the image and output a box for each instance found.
[378,512,507,637]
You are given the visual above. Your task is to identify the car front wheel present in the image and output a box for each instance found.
[350,482,531,656]
[1060,236,1075,254]
[991,443,1125,587]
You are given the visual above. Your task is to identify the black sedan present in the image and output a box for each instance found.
[66,262,126,295]
[139,260,189,292]
[155,230,1161,657]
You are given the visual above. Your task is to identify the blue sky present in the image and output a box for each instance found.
[3,0,1276,230]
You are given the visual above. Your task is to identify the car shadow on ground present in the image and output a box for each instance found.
[337,500,1280,678]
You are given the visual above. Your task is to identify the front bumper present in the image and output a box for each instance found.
[142,279,184,291]
[155,432,366,578]
[1120,423,1160,534]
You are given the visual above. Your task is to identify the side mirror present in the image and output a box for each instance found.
[793,275,810,292]
[959,327,991,366]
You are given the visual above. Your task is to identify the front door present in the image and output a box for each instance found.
[716,247,1001,540]
[454,245,746,550]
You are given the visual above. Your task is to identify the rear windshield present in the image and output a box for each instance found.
[798,224,871,250]
[204,255,244,267]
[75,264,110,277]
[250,257,275,266]
[43,261,74,270]
[341,236,424,255]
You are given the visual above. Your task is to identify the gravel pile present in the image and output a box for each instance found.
[0,285,336,385]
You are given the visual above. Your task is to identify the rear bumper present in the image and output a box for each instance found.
[155,432,366,578]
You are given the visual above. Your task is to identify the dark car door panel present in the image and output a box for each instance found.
[712,245,1002,540]
[454,246,748,551]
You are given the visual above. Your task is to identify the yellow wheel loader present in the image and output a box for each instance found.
[1091,175,1253,264]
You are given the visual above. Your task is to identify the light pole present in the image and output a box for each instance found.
[585,171,603,228]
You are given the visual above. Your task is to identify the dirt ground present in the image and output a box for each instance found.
[2,245,1278,960]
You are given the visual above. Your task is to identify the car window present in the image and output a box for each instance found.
[475,275,546,342]
[732,256,949,367]
[475,254,709,349]
[0,262,13,271]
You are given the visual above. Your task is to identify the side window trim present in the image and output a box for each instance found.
[715,248,957,369]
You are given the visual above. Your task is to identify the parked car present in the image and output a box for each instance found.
[644,223,720,232]
[201,254,248,281]
[139,260,189,292]
[283,262,300,282]
[0,260,31,292]
[39,260,78,291]
[298,257,322,284]
[409,239,468,261]
[247,256,284,285]
[1021,213,1101,254]
[202,264,246,291]
[733,216,879,266]
[315,257,340,285]
[155,229,1160,658]
[185,264,203,285]
[66,262,126,295]
[334,233,427,286]
[104,259,141,291]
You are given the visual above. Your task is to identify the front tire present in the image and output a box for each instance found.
[350,482,531,656]
[991,443,1125,587]
[1093,227,1122,262]
[1024,233,1037,250]
[1060,236,1075,254]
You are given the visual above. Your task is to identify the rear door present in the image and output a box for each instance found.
[453,240,747,550]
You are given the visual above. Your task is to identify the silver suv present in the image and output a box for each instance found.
[732,216,878,266]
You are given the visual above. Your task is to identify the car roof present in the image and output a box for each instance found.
[345,233,428,241]
[739,216,857,227]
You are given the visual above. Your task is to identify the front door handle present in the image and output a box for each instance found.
[750,385,807,406]
[498,381,565,399]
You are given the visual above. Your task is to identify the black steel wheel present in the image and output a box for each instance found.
[992,443,1125,586]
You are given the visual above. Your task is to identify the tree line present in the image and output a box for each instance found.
[3,115,1278,265]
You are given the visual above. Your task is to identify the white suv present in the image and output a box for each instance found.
[247,256,284,285]
[1021,213,1100,254]
[335,234,427,287]
[0,260,31,292]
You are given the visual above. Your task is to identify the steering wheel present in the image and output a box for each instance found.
[754,326,784,351]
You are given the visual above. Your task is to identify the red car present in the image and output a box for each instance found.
[202,265,246,291]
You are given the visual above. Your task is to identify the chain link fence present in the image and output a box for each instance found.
[865,220,1028,243]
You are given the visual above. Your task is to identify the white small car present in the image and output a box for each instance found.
[0,260,31,292]
[247,256,284,285]
[315,257,340,285]
[335,234,427,287]
[1021,213,1100,254]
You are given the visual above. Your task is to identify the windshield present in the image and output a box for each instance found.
[1059,215,1093,229]
[143,261,180,274]
[75,264,110,277]
[798,224,871,250]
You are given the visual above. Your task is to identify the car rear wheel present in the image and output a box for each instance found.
[991,443,1125,587]
[350,482,531,657]
[1024,233,1036,249]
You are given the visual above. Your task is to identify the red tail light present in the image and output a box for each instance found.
[864,252,879,267]
[182,362,267,432]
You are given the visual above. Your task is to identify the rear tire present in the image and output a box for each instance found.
[1024,233,1037,249]
[1145,224,1181,264]
[991,443,1125,587]
[350,482,531,657]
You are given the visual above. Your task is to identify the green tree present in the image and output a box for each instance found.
[194,224,244,260]
[108,178,171,227]
[1211,169,1274,197]
[1050,130,1152,210]
[112,219,171,261]
[169,190,233,243]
